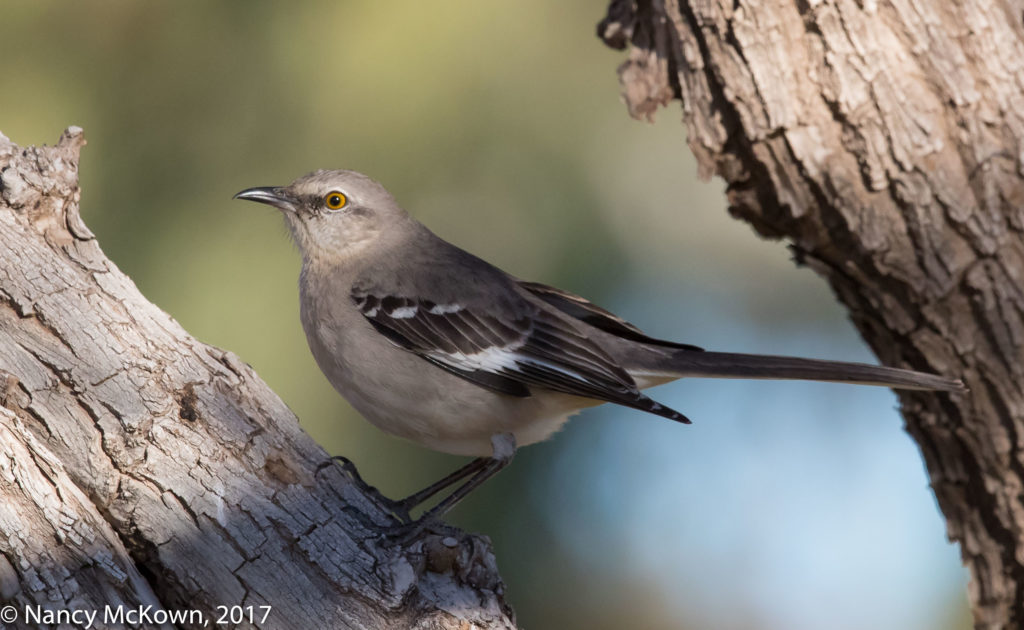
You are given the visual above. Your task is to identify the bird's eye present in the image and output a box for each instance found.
[324,191,347,210]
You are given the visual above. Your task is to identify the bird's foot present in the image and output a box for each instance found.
[328,455,413,524]
[381,515,456,546]
[383,520,428,546]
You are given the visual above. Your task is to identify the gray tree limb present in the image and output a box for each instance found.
[0,128,515,629]
[599,1,1024,628]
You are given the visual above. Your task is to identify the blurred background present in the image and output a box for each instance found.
[2,2,969,628]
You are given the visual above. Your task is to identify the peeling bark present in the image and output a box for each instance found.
[0,128,515,629]
[600,1,1024,628]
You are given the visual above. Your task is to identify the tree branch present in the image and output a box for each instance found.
[0,128,515,629]
[600,1,1023,628]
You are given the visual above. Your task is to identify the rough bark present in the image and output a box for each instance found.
[0,128,514,629]
[599,1,1024,628]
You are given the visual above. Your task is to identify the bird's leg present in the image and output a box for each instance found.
[391,456,490,520]
[414,432,516,523]
[388,433,516,543]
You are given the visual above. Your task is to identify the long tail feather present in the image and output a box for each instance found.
[652,350,964,392]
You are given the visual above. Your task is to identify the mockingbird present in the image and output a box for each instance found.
[235,169,963,536]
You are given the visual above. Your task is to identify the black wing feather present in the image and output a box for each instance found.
[351,288,690,423]
[519,281,704,352]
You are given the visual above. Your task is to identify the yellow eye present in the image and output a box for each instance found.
[324,191,347,210]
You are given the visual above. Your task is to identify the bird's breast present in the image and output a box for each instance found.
[297,281,592,455]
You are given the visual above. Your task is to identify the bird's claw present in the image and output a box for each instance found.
[330,455,412,524]
[380,516,448,546]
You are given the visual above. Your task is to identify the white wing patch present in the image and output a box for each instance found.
[389,305,418,319]
[427,344,522,373]
[428,303,463,315]
[511,354,589,380]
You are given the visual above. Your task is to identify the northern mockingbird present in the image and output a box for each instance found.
[235,169,963,536]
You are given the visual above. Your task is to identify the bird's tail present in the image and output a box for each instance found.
[640,349,964,392]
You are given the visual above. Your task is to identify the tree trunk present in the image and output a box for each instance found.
[599,1,1024,627]
[0,128,514,629]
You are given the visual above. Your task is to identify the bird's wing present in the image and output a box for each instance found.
[518,281,704,352]
[350,288,690,423]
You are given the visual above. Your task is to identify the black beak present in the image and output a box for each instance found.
[233,186,297,212]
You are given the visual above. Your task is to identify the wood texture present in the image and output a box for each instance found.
[0,128,515,629]
[600,1,1024,628]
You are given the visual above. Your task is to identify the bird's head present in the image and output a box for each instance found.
[234,169,410,263]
